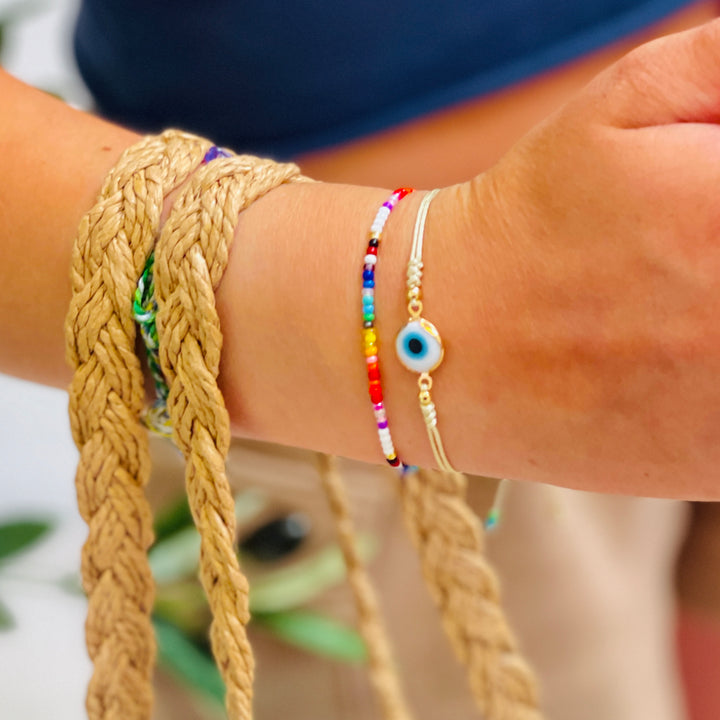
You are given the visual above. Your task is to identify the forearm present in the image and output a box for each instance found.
[0,69,139,385]
[0,71,506,477]
[5,13,720,500]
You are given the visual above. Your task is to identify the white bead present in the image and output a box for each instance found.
[364,254,377,265]
[378,427,391,440]
[370,221,383,234]
[362,288,374,298]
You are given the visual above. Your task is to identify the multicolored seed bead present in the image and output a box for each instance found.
[361,188,414,471]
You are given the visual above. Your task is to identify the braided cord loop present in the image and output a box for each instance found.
[401,468,543,720]
[65,130,213,720]
[154,154,309,719]
[66,129,543,720]
[317,454,413,720]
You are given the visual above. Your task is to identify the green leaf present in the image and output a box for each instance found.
[254,610,367,663]
[0,519,54,562]
[249,534,376,613]
[154,490,267,544]
[0,597,15,631]
[154,580,210,636]
[153,495,193,543]
[150,491,268,583]
[149,526,200,584]
[153,617,225,706]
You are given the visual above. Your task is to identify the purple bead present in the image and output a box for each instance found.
[377,420,389,429]
[203,146,232,163]
[373,403,384,411]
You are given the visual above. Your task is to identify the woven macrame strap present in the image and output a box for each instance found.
[65,130,213,719]
[317,454,413,720]
[66,129,543,720]
[401,468,543,720]
[154,154,309,719]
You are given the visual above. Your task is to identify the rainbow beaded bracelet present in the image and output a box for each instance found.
[361,187,414,471]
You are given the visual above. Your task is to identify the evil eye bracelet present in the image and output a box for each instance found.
[362,187,414,471]
[395,188,509,528]
[394,189,459,472]
[133,145,232,436]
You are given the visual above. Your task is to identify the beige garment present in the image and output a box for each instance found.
[148,437,689,720]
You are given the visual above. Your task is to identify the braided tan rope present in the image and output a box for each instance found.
[154,154,309,719]
[67,131,542,719]
[317,454,414,720]
[400,468,543,720]
[65,130,213,719]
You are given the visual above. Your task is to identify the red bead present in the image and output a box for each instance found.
[395,187,413,200]
[366,245,378,255]
[367,364,381,382]
[369,381,383,404]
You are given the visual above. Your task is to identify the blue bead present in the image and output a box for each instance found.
[484,510,500,531]
[363,280,375,288]
[362,295,374,306]
[362,269,374,281]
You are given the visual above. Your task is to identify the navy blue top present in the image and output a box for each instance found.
[75,0,694,158]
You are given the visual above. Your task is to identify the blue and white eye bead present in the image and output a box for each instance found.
[395,319,444,373]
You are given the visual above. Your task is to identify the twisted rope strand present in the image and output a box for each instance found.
[400,469,543,720]
[68,131,543,719]
[317,454,414,720]
[154,155,309,720]
[65,130,213,720]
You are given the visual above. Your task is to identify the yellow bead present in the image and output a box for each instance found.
[363,329,377,345]
[365,344,378,357]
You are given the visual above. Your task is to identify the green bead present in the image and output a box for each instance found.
[363,312,375,323]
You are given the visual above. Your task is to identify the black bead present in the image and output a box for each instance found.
[363,321,374,329]
[239,513,311,562]
[368,238,379,247]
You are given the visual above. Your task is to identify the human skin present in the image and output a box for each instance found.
[221,19,720,499]
[4,20,720,498]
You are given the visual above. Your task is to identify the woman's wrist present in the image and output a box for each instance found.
[213,177,508,475]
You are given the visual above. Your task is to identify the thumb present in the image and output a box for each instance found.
[587,17,720,128]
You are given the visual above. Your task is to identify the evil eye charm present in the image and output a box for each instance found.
[395,318,444,373]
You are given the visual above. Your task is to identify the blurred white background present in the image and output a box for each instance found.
[0,1,93,717]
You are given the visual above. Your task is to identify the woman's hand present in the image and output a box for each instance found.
[458,19,720,497]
